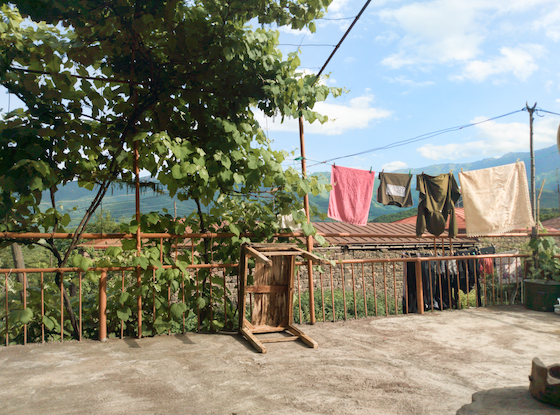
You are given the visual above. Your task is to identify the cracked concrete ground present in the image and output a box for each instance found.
[1,305,559,415]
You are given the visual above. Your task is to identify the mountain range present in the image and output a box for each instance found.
[42,144,560,227]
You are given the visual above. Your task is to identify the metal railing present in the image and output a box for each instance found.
[1,248,530,346]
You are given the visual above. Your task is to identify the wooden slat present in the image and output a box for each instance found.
[292,247,323,263]
[250,325,287,333]
[246,246,273,267]
[250,243,297,251]
[260,336,299,343]
[287,324,318,349]
[258,251,301,256]
[240,327,267,353]
[245,285,288,294]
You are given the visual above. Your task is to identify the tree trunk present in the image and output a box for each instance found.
[11,243,27,302]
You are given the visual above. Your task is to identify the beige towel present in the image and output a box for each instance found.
[459,161,534,237]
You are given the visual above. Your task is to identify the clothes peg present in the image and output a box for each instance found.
[369,167,372,173]
[460,168,463,173]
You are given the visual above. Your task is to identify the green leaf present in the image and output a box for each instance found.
[118,292,130,304]
[302,222,316,236]
[10,308,33,324]
[42,315,56,330]
[196,297,206,308]
[170,302,187,318]
[229,223,240,237]
[116,307,132,321]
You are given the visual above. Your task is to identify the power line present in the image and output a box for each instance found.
[306,108,525,167]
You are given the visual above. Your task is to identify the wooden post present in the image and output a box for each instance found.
[415,258,424,314]
[99,270,107,342]
[527,102,537,237]
[299,115,316,324]
[134,140,142,338]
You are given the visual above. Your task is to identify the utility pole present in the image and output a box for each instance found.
[298,114,315,324]
[527,102,537,235]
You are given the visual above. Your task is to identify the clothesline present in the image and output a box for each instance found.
[323,161,535,239]
[285,105,560,171]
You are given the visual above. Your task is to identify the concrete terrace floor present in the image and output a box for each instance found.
[1,305,559,415]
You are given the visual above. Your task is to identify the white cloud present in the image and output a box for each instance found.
[343,56,356,64]
[533,4,560,41]
[388,76,434,87]
[328,0,352,13]
[255,94,392,136]
[454,45,543,82]
[416,116,558,160]
[382,161,408,171]
[377,0,555,71]
[379,0,486,68]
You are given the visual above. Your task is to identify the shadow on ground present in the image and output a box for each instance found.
[457,386,560,415]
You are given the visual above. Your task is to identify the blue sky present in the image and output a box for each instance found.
[2,0,560,177]
[256,0,560,174]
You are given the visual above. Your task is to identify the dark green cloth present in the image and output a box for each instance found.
[416,173,461,237]
[376,172,413,208]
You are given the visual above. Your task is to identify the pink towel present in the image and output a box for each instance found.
[327,165,375,226]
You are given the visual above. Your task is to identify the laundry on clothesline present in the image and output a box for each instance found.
[327,165,375,226]
[376,171,413,208]
[459,161,535,237]
[416,172,461,238]
[277,209,304,231]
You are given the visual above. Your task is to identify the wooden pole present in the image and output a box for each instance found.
[298,115,316,324]
[527,102,537,237]
[134,140,142,338]
[99,270,107,341]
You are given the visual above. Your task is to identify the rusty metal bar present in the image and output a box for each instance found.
[330,265,336,322]
[383,263,388,316]
[5,272,8,346]
[351,264,357,319]
[403,259,408,314]
[438,261,443,311]
[361,263,367,318]
[209,267,213,328]
[341,263,347,320]
[392,263,397,315]
[152,268,156,333]
[414,259,424,315]
[99,271,107,342]
[23,272,27,345]
[196,269,200,332]
[79,272,83,341]
[297,268,302,323]
[465,258,470,308]
[474,256,479,308]
[120,270,124,340]
[372,264,378,317]
[428,261,433,312]
[456,259,461,310]
[41,272,45,343]
[182,275,186,334]
[319,270,325,322]
[223,266,227,330]
[499,256,503,305]
[60,273,64,341]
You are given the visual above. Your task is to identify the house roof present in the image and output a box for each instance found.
[393,207,554,233]
[541,216,560,231]
[312,221,474,248]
